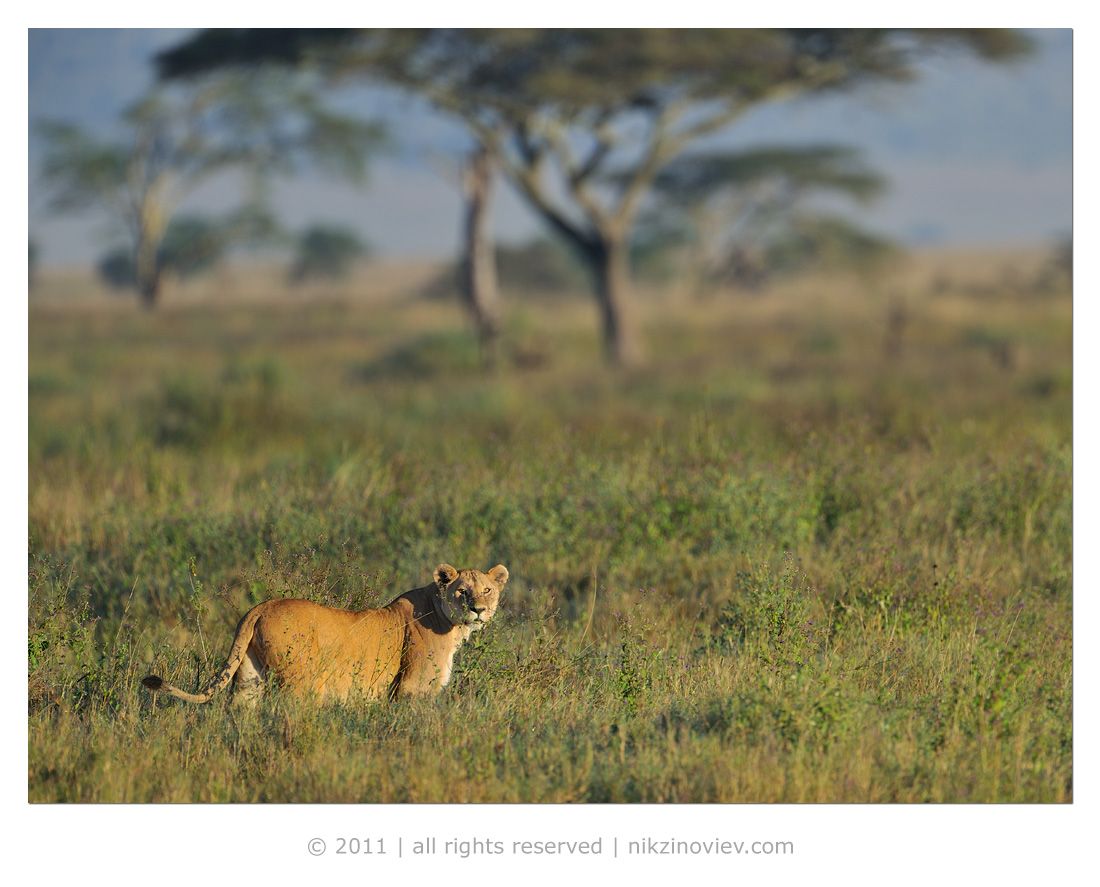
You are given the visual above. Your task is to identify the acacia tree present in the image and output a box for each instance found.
[159,28,1029,364]
[643,144,890,292]
[37,70,382,308]
[423,30,1032,365]
[94,209,275,293]
[159,29,507,359]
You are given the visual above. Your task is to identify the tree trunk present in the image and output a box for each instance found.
[134,210,164,310]
[461,145,502,364]
[502,151,644,366]
[591,234,644,367]
[135,238,161,310]
[139,273,162,310]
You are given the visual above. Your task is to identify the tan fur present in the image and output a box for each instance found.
[142,563,508,704]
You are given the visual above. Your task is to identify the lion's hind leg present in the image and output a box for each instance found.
[230,646,266,709]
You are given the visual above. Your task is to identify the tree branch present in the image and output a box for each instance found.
[541,119,612,233]
[610,102,687,235]
[570,111,616,186]
[468,115,599,255]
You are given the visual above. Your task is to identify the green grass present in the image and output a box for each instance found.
[28,264,1072,802]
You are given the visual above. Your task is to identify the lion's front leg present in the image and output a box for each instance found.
[393,647,456,698]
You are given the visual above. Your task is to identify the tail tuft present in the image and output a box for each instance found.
[141,603,264,705]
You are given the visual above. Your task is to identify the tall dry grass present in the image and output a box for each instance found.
[28,250,1071,802]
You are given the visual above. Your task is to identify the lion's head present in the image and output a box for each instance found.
[433,563,508,628]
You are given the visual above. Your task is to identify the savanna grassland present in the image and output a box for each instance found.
[28,252,1071,802]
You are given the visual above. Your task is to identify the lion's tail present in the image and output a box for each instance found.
[142,604,266,704]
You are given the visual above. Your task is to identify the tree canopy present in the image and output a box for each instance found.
[638,144,893,291]
[37,69,384,306]
[157,28,1031,361]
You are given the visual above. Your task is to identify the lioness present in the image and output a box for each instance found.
[142,563,507,704]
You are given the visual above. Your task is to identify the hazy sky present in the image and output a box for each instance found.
[28,28,1072,266]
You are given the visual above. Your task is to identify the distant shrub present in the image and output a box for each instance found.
[498,238,591,293]
[29,239,38,290]
[288,225,368,284]
[95,214,230,292]
[1033,235,1071,292]
[762,215,898,278]
[157,215,227,279]
[97,249,136,291]
[421,237,591,300]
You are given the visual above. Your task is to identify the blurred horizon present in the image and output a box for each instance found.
[28,28,1072,269]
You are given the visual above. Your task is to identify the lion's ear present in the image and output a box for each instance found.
[435,563,459,589]
[487,564,509,588]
